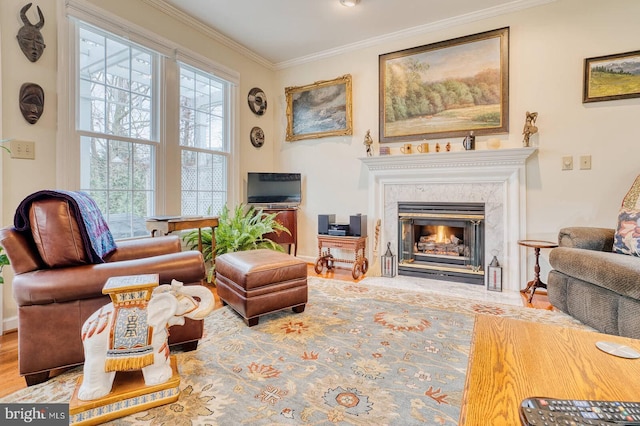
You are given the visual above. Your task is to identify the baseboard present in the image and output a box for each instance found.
[2,315,18,334]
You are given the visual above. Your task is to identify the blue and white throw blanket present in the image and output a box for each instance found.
[14,190,117,263]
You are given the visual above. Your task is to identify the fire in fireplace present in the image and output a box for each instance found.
[398,202,485,285]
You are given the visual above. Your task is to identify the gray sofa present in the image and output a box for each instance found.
[548,227,640,339]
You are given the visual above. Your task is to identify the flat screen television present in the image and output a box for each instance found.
[247,172,302,207]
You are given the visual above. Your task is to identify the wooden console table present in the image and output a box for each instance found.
[145,216,218,254]
[315,235,368,279]
[459,315,640,425]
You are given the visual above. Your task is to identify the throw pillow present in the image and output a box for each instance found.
[613,175,640,257]
[29,199,91,267]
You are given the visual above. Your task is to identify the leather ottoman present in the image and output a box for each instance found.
[215,249,308,326]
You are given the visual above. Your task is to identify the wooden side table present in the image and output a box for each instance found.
[145,216,219,254]
[261,208,298,256]
[315,235,368,279]
[518,239,558,302]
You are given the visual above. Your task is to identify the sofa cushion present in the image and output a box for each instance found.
[29,199,90,268]
[549,247,640,300]
[613,175,640,257]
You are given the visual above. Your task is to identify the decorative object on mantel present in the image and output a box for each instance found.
[19,82,44,124]
[17,2,46,63]
[522,111,538,147]
[487,138,501,149]
[446,142,451,152]
[247,87,267,115]
[363,129,373,156]
[435,143,441,152]
[381,242,396,277]
[417,142,429,153]
[250,126,264,148]
[400,143,412,154]
[462,131,476,150]
[487,250,502,292]
[379,146,390,155]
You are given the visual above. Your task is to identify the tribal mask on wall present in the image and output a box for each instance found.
[16,3,46,62]
[20,83,44,124]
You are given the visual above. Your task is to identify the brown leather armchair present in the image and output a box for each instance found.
[0,197,207,386]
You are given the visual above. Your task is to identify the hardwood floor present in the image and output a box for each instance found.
[0,265,550,399]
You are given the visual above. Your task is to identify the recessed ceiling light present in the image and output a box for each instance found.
[340,0,360,7]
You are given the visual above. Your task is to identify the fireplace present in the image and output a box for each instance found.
[398,202,485,285]
[360,147,537,292]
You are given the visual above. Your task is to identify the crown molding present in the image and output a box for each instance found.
[143,0,556,71]
[276,0,555,69]
[141,0,275,70]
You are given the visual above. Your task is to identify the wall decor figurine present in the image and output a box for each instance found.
[522,111,538,147]
[250,126,265,148]
[17,3,46,63]
[19,82,44,124]
[247,87,267,115]
[363,129,373,156]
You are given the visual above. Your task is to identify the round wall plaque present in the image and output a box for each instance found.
[250,126,265,148]
[247,87,267,115]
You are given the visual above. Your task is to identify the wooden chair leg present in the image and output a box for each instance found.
[24,371,49,386]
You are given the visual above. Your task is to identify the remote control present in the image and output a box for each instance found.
[520,397,640,425]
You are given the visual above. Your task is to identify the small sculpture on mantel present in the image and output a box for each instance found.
[522,111,538,147]
[363,129,373,156]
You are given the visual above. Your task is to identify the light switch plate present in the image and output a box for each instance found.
[562,156,573,170]
[10,140,35,160]
[580,155,591,170]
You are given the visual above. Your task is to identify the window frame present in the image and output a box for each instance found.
[59,1,240,238]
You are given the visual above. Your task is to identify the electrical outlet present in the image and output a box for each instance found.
[562,156,573,171]
[580,155,591,170]
[10,140,36,160]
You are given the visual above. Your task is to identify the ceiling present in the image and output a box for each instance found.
[158,0,550,67]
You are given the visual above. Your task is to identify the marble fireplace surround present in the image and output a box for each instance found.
[360,147,537,293]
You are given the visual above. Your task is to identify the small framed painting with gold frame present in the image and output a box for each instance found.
[285,75,353,142]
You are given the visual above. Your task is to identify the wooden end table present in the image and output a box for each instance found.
[145,216,219,254]
[315,235,368,279]
[518,239,558,303]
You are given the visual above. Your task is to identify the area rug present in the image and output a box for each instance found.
[1,277,590,425]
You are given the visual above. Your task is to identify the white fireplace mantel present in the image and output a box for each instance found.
[360,147,537,292]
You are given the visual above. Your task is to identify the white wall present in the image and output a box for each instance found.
[274,0,640,273]
[0,0,275,328]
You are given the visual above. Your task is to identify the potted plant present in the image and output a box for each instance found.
[183,203,290,282]
[0,246,9,284]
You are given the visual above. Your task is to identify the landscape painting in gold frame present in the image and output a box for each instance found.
[583,50,640,103]
[379,27,509,142]
[285,75,353,142]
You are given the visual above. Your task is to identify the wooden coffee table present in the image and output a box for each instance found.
[459,315,640,425]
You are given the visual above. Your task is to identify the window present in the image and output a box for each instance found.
[179,63,228,216]
[71,19,235,239]
[78,24,157,238]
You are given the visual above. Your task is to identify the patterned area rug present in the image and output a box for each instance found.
[1,277,590,425]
